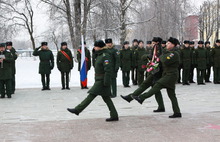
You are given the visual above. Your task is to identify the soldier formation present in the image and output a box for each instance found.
[0,37,220,121]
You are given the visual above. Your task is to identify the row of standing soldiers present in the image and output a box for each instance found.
[120,39,220,87]
[0,42,17,98]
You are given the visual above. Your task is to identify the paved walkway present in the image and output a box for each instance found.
[0,83,220,142]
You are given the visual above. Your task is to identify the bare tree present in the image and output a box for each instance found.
[0,0,36,49]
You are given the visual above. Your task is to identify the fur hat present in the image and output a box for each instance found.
[94,40,106,48]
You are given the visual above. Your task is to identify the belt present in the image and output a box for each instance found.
[95,74,104,76]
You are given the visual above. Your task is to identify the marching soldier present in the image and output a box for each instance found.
[121,37,165,113]
[205,41,212,82]
[33,42,54,90]
[136,40,147,85]
[105,38,120,98]
[6,42,18,94]
[195,41,207,85]
[120,41,132,87]
[131,39,139,85]
[0,43,13,98]
[189,41,196,83]
[67,40,119,122]
[211,39,220,84]
[57,42,73,90]
[133,37,182,118]
[180,40,192,85]
[77,41,91,89]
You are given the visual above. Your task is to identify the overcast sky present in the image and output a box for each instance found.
[14,0,208,43]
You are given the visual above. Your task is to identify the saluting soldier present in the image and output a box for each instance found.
[105,38,120,98]
[180,40,192,85]
[120,41,132,87]
[6,41,18,94]
[57,42,73,90]
[211,39,220,84]
[0,43,13,98]
[133,37,182,118]
[195,41,207,85]
[136,40,147,85]
[189,41,196,83]
[131,39,139,85]
[33,42,54,90]
[77,41,91,89]
[205,41,212,83]
[67,40,119,122]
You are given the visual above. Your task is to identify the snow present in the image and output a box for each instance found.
[16,57,123,89]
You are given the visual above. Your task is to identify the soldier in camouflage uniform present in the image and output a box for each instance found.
[6,42,17,94]
[0,43,13,98]
[120,41,132,87]
[67,40,118,122]
[105,38,120,98]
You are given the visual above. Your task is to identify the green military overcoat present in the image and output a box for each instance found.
[33,47,54,74]
[57,48,73,72]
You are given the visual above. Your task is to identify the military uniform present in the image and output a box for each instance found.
[131,39,139,85]
[211,42,220,84]
[195,43,207,85]
[67,40,118,122]
[0,43,13,98]
[120,46,132,87]
[180,44,192,85]
[133,37,181,118]
[6,42,18,94]
[77,46,91,89]
[205,42,212,82]
[189,42,196,83]
[33,42,54,90]
[135,46,147,85]
[57,43,73,90]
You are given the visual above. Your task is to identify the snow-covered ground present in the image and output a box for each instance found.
[16,57,123,89]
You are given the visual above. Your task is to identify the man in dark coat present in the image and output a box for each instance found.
[77,41,91,89]
[211,39,220,84]
[195,41,207,85]
[189,41,196,83]
[136,40,147,85]
[33,42,54,90]
[0,43,13,98]
[6,41,17,94]
[131,39,139,85]
[133,37,182,118]
[57,42,73,90]
[205,41,212,83]
[120,41,132,87]
[180,40,192,85]
[67,40,118,122]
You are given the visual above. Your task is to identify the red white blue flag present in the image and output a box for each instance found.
[80,35,87,87]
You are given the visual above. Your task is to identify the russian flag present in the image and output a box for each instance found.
[80,35,87,87]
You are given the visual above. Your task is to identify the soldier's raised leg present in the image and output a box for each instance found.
[68,93,97,115]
